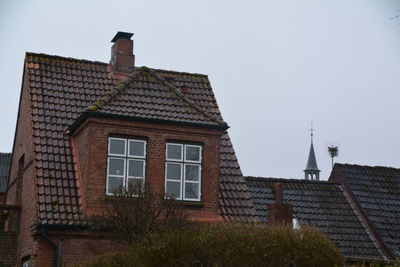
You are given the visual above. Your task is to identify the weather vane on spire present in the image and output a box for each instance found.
[304,121,320,181]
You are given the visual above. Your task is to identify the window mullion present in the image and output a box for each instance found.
[126,140,130,188]
[182,145,186,199]
[182,144,185,199]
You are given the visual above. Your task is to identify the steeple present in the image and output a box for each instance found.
[304,123,320,180]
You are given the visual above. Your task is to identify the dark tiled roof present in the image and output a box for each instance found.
[24,52,256,225]
[331,164,400,258]
[245,176,383,260]
[219,135,258,222]
[0,153,12,192]
[84,66,226,127]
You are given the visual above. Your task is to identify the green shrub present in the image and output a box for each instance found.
[76,223,344,267]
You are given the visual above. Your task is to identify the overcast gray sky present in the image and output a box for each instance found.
[1,0,400,180]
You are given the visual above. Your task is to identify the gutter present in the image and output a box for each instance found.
[67,111,229,135]
[345,256,398,266]
[38,226,63,267]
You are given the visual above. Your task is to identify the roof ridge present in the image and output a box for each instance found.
[25,53,208,78]
[244,176,340,184]
[152,68,208,78]
[26,52,108,66]
[146,67,226,126]
[335,163,400,171]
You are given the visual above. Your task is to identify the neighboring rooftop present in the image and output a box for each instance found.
[330,163,400,258]
[0,153,12,193]
[245,176,383,260]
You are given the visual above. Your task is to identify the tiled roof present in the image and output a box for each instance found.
[81,66,226,128]
[24,52,256,225]
[245,176,383,260]
[27,53,108,225]
[219,135,258,222]
[0,153,12,192]
[331,164,400,258]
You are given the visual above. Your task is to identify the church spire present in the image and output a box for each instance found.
[304,123,320,180]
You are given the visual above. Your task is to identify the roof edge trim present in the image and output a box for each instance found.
[244,176,340,185]
[68,111,229,134]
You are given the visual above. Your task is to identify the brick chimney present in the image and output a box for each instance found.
[110,31,135,74]
[267,183,293,226]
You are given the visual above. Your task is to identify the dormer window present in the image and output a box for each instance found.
[165,143,202,201]
[106,137,146,195]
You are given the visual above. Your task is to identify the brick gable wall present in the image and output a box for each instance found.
[0,232,18,266]
[4,66,38,265]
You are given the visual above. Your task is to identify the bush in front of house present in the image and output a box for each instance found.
[90,184,187,243]
[76,223,344,267]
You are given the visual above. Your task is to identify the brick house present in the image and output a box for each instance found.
[0,32,399,266]
[1,32,257,266]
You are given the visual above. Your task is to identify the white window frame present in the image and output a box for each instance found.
[106,137,147,195]
[165,143,202,201]
[166,143,184,161]
[108,137,127,157]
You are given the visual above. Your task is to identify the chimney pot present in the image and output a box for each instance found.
[110,31,135,74]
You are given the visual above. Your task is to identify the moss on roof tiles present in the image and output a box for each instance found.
[84,66,226,126]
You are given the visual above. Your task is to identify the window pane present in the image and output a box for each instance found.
[166,163,181,180]
[185,146,200,162]
[167,144,182,160]
[128,160,144,177]
[109,139,126,155]
[107,176,124,194]
[128,178,144,193]
[129,140,145,157]
[108,158,125,176]
[185,183,199,200]
[166,181,181,199]
[185,165,200,181]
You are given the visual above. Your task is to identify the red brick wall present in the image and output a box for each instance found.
[6,63,38,265]
[31,229,126,266]
[72,125,90,212]
[72,116,224,221]
[17,162,38,262]
[0,231,18,266]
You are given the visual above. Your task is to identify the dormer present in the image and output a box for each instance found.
[68,36,228,220]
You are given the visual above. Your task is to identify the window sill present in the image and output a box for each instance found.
[176,201,204,208]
